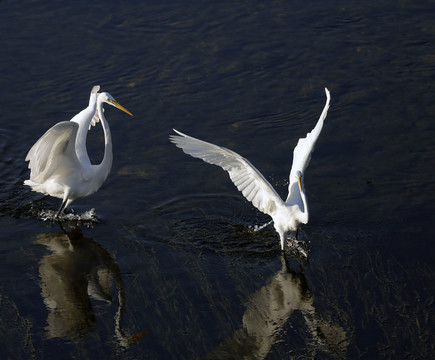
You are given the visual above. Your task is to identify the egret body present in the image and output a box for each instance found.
[24,86,133,217]
[170,88,330,251]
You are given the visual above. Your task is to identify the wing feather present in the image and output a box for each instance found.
[25,121,80,183]
[286,88,330,204]
[170,129,284,216]
[89,85,101,129]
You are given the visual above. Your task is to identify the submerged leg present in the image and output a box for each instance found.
[288,230,309,264]
[279,232,286,252]
[280,251,291,271]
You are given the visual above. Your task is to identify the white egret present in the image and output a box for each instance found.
[24,86,133,217]
[170,88,330,251]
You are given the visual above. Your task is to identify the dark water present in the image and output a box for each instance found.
[1,0,434,359]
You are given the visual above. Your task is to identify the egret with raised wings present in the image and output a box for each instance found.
[24,86,133,217]
[170,88,330,251]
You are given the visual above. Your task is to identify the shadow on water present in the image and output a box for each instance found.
[204,255,348,360]
[32,225,147,348]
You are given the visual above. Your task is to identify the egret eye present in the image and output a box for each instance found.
[295,170,302,180]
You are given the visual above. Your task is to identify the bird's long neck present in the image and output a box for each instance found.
[298,186,309,224]
[285,177,309,224]
[73,103,96,167]
[95,99,113,183]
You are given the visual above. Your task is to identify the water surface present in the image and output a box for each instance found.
[0,0,433,359]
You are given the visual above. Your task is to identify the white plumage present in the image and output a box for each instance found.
[170,88,330,251]
[24,86,133,217]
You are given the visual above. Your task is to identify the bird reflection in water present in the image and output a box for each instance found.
[33,225,143,346]
[206,256,348,359]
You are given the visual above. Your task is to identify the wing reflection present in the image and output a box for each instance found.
[206,256,348,359]
[33,225,130,346]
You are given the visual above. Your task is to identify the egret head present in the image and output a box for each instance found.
[100,92,133,116]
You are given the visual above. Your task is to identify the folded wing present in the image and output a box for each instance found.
[170,130,284,216]
[25,121,81,183]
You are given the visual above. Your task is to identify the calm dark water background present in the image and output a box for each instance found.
[0,0,434,359]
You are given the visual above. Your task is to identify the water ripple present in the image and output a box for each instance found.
[155,193,278,256]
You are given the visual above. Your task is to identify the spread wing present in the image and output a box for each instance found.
[286,88,330,204]
[170,129,285,217]
[25,121,81,183]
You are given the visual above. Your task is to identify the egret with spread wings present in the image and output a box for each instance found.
[170,88,330,251]
[24,86,133,217]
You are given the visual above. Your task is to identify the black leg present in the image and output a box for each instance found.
[56,199,67,219]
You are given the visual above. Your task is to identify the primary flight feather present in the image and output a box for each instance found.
[170,88,330,251]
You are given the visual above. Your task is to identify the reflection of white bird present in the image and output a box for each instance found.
[205,256,348,359]
[170,88,330,251]
[24,86,133,217]
[34,226,128,343]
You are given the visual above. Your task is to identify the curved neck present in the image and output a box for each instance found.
[299,188,309,224]
[95,99,113,182]
[73,105,96,166]
[286,180,309,224]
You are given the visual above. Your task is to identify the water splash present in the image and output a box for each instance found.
[252,220,310,261]
[250,220,273,232]
[287,237,310,263]
[35,208,99,224]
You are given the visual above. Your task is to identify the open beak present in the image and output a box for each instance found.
[110,99,133,116]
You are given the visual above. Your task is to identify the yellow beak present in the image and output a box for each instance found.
[110,99,133,116]
[296,176,302,190]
